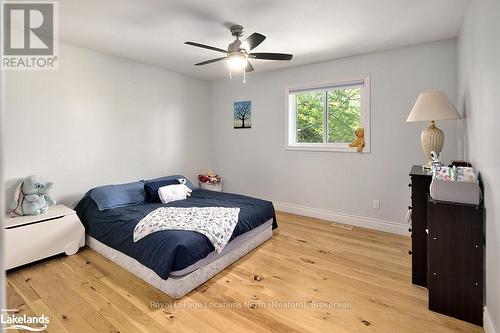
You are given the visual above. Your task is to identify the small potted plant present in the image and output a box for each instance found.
[198,171,223,192]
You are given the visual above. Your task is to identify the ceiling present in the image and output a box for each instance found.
[59,0,470,80]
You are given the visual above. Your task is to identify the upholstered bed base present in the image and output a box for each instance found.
[85,219,273,299]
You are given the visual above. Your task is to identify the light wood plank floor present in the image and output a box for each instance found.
[7,212,483,333]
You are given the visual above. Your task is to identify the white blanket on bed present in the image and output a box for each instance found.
[133,207,240,253]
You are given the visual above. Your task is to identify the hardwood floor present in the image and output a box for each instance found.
[7,212,483,333]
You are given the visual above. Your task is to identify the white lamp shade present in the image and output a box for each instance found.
[407,90,461,122]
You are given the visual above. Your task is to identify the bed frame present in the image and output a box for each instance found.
[85,219,273,299]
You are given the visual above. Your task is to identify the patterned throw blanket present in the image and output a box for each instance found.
[133,207,241,253]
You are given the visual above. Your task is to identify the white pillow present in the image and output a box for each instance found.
[158,184,192,204]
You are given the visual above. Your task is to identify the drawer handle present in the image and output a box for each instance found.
[408,182,412,187]
[408,228,412,233]
[408,250,412,255]
[408,206,412,210]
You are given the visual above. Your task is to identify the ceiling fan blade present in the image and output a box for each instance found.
[243,33,266,50]
[249,52,293,61]
[245,61,254,72]
[185,42,228,54]
[195,57,226,66]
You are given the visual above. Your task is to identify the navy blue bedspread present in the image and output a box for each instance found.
[75,189,277,279]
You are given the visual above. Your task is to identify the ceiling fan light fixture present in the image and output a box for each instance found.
[185,25,293,82]
[227,53,247,71]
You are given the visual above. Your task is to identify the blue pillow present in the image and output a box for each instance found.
[146,175,197,190]
[90,181,146,211]
[144,179,180,202]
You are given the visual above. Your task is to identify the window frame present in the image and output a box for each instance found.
[285,75,371,153]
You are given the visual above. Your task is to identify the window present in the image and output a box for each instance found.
[286,76,370,152]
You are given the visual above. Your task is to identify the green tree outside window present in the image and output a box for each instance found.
[295,88,361,144]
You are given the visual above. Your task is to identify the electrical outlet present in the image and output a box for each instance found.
[373,200,380,210]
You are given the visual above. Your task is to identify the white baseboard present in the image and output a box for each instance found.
[485,307,497,333]
[273,201,409,235]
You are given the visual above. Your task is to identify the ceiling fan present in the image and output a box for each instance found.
[185,25,293,82]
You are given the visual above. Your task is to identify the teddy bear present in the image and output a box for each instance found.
[178,178,193,196]
[349,127,365,153]
[10,175,56,216]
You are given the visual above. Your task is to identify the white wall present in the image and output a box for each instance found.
[4,42,212,208]
[0,63,5,314]
[458,0,500,331]
[210,40,458,229]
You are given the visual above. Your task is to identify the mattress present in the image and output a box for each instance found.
[86,219,273,299]
[75,189,277,280]
[170,219,272,276]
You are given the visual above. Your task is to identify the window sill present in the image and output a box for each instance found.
[285,145,370,153]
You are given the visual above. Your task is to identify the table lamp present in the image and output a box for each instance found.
[407,89,461,168]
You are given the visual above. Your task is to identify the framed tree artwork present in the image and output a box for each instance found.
[234,100,252,129]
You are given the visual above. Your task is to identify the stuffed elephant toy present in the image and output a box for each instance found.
[10,175,56,216]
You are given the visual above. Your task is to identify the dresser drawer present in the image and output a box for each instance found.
[409,172,432,287]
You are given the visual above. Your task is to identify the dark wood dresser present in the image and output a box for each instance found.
[408,165,485,326]
[427,197,484,326]
[409,165,432,287]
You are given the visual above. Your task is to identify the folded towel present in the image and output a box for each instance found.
[433,166,478,182]
[433,166,454,181]
[455,166,477,182]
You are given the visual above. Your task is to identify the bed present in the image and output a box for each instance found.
[75,187,277,299]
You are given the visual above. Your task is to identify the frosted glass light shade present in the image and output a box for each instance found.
[227,53,247,71]
[407,90,461,122]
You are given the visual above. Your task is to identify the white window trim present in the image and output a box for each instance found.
[285,75,371,153]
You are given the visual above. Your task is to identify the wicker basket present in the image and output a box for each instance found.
[199,182,223,192]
